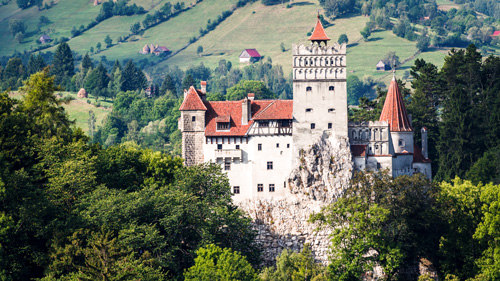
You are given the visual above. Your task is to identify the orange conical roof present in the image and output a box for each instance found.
[379,74,413,132]
[180,86,207,111]
[308,16,330,42]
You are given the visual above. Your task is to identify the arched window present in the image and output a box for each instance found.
[306,86,312,91]
[329,86,334,91]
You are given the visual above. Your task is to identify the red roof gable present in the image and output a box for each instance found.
[413,144,431,163]
[204,99,292,136]
[309,17,330,42]
[351,144,367,157]
[243,49,261,58]
[253,100,293,120]
[179,86,207,111]
[379,75,413,132]
[492,31,500,37]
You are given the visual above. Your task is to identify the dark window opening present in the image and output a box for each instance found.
[328,123,332,129]
[258,121,269,127]
[280,120,291,127]
[224,162,230,171]
[217,122,230,130]
[192,116,196,122]
[236,145,240,149]
[269,184,275,192]
[267,161,273,170]
[276,143,279,148]
[306,108,312,112]
[287,144,290,148]
[257,184,263,192]
[306,86,312,91]
[233,186,240,194]
[217,144,222,149]
[311,123,315,129]
[329,86,335,91]
[258,144,262,151]
[398,139,405,147]
[328,108,335,112]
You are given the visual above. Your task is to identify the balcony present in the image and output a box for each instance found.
[215,149,242,160]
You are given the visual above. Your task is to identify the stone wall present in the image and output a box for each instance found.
[181,131,204,166]
[236,135,353,265]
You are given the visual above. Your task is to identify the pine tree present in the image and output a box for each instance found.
[120,60,147,92]
[27,54,46,75]
[436,45,483,181]
[84,62,109,101]
[2,57,25,90]
[160,74,176,96]
[51,42,75,86]
[81,53,93,74]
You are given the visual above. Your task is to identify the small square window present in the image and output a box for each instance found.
[233,186,240,194]
[306,108,312,112]
[217,144,222,149]
[192,116,196,122]
[398,139,405,147]
[311,123,315,129]
[236,145,240,149]
[287,144,290,148]
[267,161,273,170]
[258,144,262,151]
[329,86,335,91]
[276,143,279,148]
[225,162,231,171]
[257,184,263,192]
[328,123,332,129]
[306,86,312,91]
[269,184,275,192]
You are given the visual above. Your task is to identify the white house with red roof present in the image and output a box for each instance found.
[180,17,431,201]
[239,49,262,63]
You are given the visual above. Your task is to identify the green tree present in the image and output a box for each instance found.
[96,42,102,52]
[81,52,93,74]
[360,26,371,40]
[2,57,25,90]
[311,172,438,281]
[27,54,47,75]
[197,45,203,56]
[104,35,113,48]
[417,35,430,52]
[184,244,258,281]
[120,60,147,92]
[130,22,141,34]
[8,19,25,36]
[51,42,75,86]
[338,33,349,44]
[84,62,110,100]
[260,244,327,281]
[226,80,276,100]
[14,32,24,43]
[160,74,177,97]
[466,146,500,185]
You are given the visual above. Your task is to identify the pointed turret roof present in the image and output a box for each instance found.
[180,86,207,111]
[379,74,413,132]
[308,16,330,42]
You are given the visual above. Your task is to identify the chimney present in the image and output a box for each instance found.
[200,81,207,94]
[183,89,188,99]
[421,127,428,159]
[408,114,412,127]
[242,97,249,125]
[248,93,255,101]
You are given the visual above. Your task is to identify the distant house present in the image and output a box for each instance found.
[39,35,51,44]
[376,60,390,71]
[153,46,169,56]
[491,31,500,38]
[239,49,262,63]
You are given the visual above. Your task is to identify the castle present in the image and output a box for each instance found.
[179,17,431,202]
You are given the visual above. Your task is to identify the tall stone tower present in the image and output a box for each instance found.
[292,16,348,162]
[179,86,207,166]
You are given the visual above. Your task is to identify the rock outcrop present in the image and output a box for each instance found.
[236,136,353,265]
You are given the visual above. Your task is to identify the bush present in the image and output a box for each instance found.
[87,100,91,104]
[95,101,101,107]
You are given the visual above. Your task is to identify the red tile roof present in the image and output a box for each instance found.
[253,100,293,120]
[215,115,231,123]
[309,16,330,42]
[242,49,261,58]
[379,75,413,132]
[179,86,207,111]
[351,145,367,157]
[204,99,292,136]
[413,144,431,163]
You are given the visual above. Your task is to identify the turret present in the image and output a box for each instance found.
[179,86,207,166]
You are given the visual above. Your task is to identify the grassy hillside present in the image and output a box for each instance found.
[0,0,465,88]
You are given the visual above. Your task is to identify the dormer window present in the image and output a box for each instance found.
[306,86,312,92]
[217,122,230,130]
[216,115,230,131]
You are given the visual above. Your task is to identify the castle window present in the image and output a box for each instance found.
[258,121,269,127]
[398,139,405,147]
[192,116,196,122]
[311,123,315,129]
[276,143,279,148]
[329,86,335,91]
[269,184,275,192]
[258,144,262,151]
[306,108,312,112]
[328,108,335,112]
[257,184,263,192]
[233,186,240,194]
[377,163,381,169]
[267,161,273,170]
[328,123,332,129]
[217,144,222,149]
[280,120,290,127]
[236,145,240,149]
[287,144,290,148]
[306,86,312,92]
[217,122,230,130]
[225,161,231,171]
